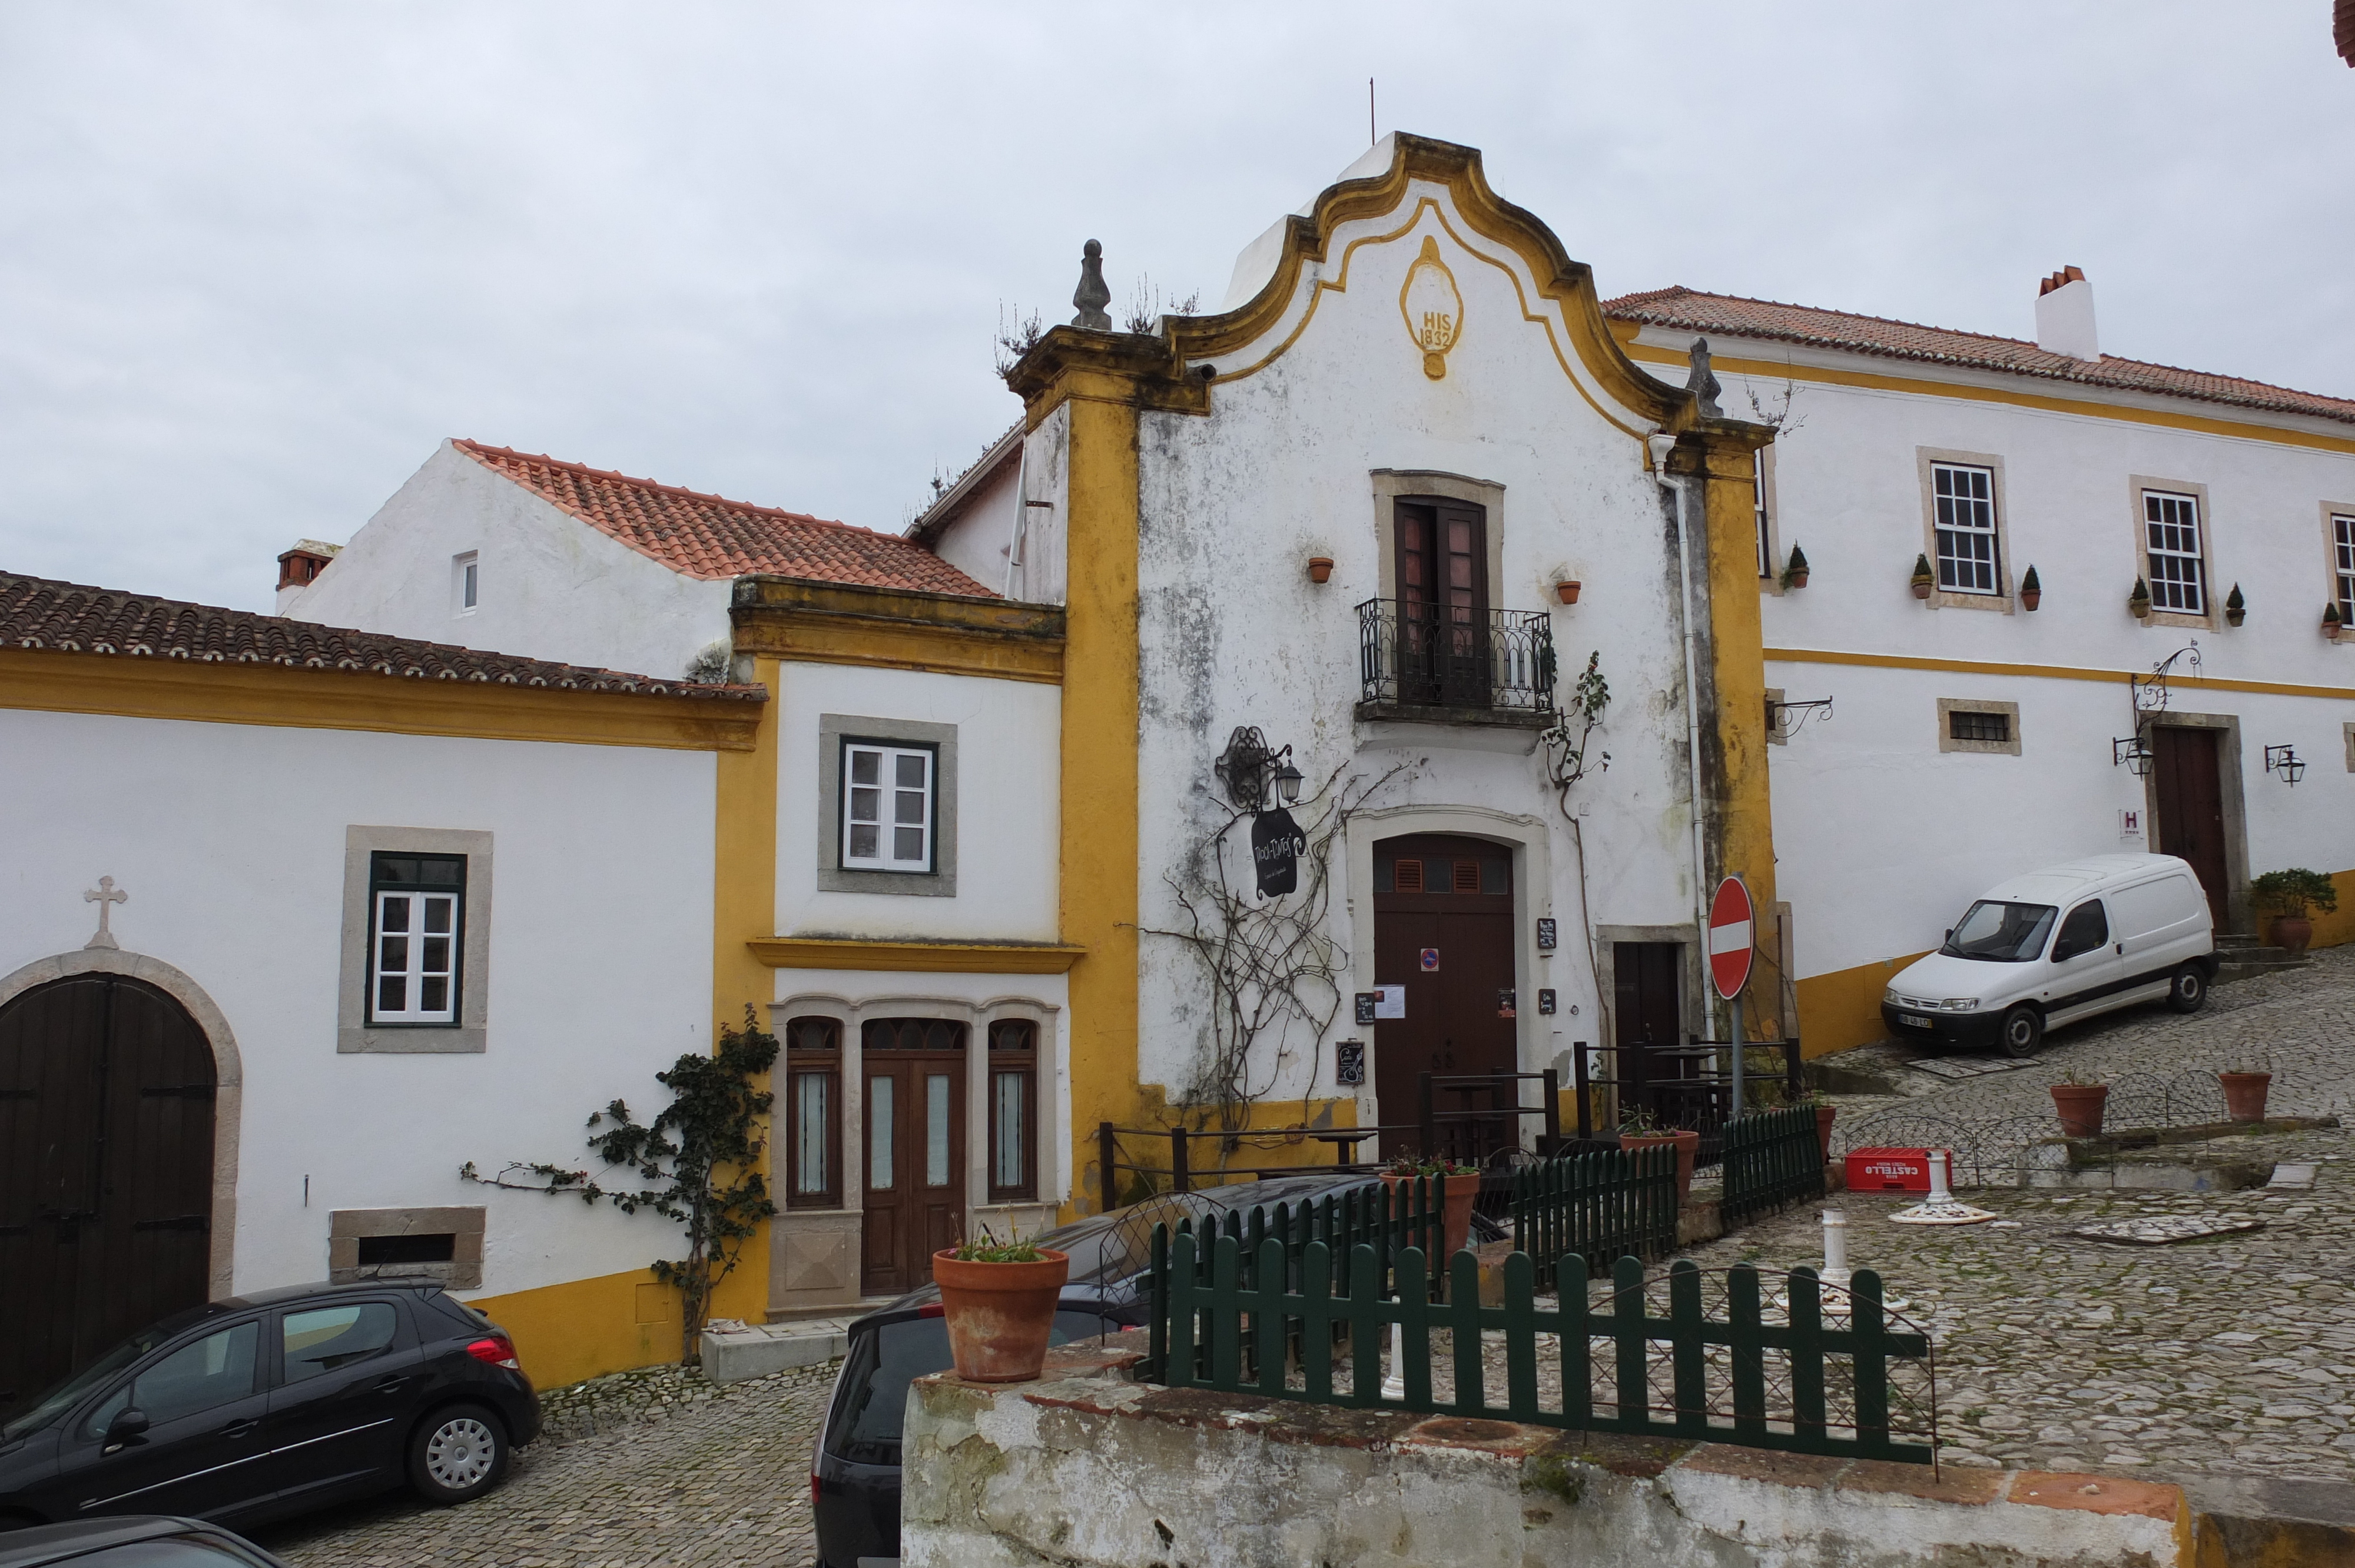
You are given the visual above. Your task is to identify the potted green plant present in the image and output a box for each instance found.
[2224,583,2246,628]
[2050,1068,2108,1138]
[2128,577,2152,619]
[1381,1154,1481,1260]
[1781,544,1809,590]
[2018,564,2041,612]
[2216,1063,2272,1124]
[2250,868,2337,955]
[1616,1106,1701,1207]
[931,1230,1071,1383]
[1909,553,1935,600]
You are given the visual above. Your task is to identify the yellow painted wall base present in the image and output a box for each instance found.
[466,1261,771,1391]
[2299,871,2355,950]
[1795,952,1932,1059]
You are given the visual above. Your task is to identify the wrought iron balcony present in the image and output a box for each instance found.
[1355,599,1555,722]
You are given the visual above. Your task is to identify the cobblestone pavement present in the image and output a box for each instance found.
[251,1360,838,1567]
[1686,948,2355,1482]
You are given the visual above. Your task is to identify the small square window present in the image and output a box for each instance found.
[841,742,935,872]
[1948,709,2011,745]
[368,853,464,1025]
[453,552,479,614]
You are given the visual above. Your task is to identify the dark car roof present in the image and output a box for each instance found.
[0,1515,286,1567]
[135,1278,452,1343]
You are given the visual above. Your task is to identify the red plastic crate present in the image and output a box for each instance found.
[1845,1147,1933,1192]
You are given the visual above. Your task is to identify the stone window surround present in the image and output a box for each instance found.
[816,714,959,898]
[1369,470,1508,607]
[1937,697,2022,756]
[2320,500,2355,632]
[1764,686,1788,746]
[338,825,492,1054]
[1914,448,2015,612]
[2129,475,2217,630]
[329,1205,485,1289]
[765,993,1059,1225]
[2343,720,2355,773]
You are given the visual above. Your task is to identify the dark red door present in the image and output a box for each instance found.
[2152,726,2230,928]
[860,1019,966,1297]
[1,975,214,1413]
[1372,835,1517,1161]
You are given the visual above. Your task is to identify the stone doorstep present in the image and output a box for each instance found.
[700,1317,860,1384]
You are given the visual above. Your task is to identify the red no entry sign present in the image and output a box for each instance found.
[1709,876,1754,1000]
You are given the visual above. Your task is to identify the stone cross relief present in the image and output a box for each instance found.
[84,876,127,951]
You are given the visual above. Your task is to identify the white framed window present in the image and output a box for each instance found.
[1753,451,1772,579]
[453,551,478,614]
[1932,464,1999,594]
[2144,490,2205,613]
[841,742,936,872]
[2333,513,2355,623]
[367,853,463,1025]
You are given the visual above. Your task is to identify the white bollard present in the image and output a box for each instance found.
[1891,1147,1996,1227]
[1820,1208,1852,1295]
[1381,1320,1405,1400]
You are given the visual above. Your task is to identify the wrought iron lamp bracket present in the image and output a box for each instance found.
[1213,726,1298,810]
[2265,744,2306,786]
[1766,695,1833,739]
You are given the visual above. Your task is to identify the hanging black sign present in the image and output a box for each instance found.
[1250,807,1307,898]
[1335,1039,1366,1086]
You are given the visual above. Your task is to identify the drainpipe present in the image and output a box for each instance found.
[1649,431,1716,1043]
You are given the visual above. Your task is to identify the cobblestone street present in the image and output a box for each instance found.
[250,1360,838,1568]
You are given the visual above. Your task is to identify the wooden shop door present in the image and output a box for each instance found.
[2152,726,2230,928]
[1372,834,1518,1161]
[860,1018,966,1297]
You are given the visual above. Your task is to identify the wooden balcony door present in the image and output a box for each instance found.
[860,1019,966,1297]
[1394,499,1490,706]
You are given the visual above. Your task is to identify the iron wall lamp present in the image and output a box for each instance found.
[2266,744,2307,786]
[1214,726,1302,810]
[2113,736,2154,778]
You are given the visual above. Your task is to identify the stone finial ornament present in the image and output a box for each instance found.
[1685,338,1723,418]
[84,875,127,950]
[1072,240,1113,331]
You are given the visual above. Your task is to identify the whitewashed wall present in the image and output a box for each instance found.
[1126,166,1704,1127]
[284,441,735,681]
[927,455,1023,597]
[0,706,718,1302]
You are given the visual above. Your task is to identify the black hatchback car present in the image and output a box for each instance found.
[0,1516,291,1566]
[811,1173,1505,1568]
[0,1280,540,1534]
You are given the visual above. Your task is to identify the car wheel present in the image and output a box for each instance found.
[2167,963,2208,1014]
[408,1404,508,1505]
[1998,1005,2043,1058]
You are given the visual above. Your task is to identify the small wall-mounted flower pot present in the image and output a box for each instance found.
[1306,556,1334,584]
[2217,1071,2272,1124]
[1554,579,1581,605]
[2129,599,2151,619]
[2226,607,2246,627]
[1785,570,1810,590]
[2019,589,2041,612]
[2324,611,2343,641]
[2050,1083,2109,1139]
[1910,580,1933,600]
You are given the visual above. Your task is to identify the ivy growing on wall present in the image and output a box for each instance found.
[461,1008,779,1364]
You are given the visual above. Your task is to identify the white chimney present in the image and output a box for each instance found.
[2035,265,2098,361]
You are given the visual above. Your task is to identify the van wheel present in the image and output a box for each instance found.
[1998,1005,2043,1058]
[2167,964,2208,1014]
[408,1404,509,1506]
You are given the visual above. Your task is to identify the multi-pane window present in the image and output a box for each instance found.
[841,742,935,872]
[784,1018,841,1208]
[1949,709,2011,745]
[368,854,463,1025]
[1754,451,1772,579]
[988,1020,1037,1201]
[2333,514,2355,623]
[1932,464,1999,594]
[2144,491,2205,613]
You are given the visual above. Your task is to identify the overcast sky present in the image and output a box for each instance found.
[4,2,2349,615]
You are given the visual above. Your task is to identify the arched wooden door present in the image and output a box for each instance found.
[0,974,215,1413]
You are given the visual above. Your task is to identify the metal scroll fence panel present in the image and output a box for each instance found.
[1508,1145,1679,1273]
[1721,1107,1829,1228]
[1355,599,1556,714]
[1147,1235,1936,1465]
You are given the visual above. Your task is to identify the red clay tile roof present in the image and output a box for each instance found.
[0,572,764,701]
[453,440,994,596]
[1602,287,2355,428]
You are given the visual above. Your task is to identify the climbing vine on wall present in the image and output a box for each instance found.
[1141,762,1408,1149]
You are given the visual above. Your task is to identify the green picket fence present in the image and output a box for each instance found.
[1149,1233,1935,1464]
[1156,1177,1450,1302]
[1508,1144,1679,1272]
[1722,1105,1829,1228]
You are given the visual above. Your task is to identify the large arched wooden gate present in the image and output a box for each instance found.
[0,974,215,1413]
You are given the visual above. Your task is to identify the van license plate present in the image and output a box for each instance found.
[1900,1014,1934,1029]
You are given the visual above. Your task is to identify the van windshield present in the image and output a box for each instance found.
[1941,900,2059,962]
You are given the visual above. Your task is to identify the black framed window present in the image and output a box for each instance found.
[1948,709,2011,745]
[367,853,465,1025]
[1932,463,1999,594]
[987,1020,1037,1201]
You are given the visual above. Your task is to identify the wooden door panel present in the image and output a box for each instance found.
[860,1045,966,1297]
[2153,728,2229,928]
[1372,835,1517,1158]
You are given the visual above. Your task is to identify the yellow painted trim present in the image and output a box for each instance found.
[0,647,763,752]
[730,578,1065,686]
[1624,342,2355,457]
[747,938,1086,974]
[1764,645,2355,703]
[467,1267,685,1389]
[1695,432,1780,1032]
[708,655,781,1327]
[1795,951,1931,1059]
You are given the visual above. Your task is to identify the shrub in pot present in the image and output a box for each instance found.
[1909,553,1935,600]
[2217,1065,2271,1124]
[1381,1155,1481,1260]
[2251,868,2337,955]
[2049,1070,2108,1138]
[1617,1108,1701,1207]
[2018,564,2041,611]
[1780,543,1809,590]
[932,1233,1070,1383]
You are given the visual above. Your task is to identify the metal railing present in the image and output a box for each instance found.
[1573,1037,1804,1168]
[1356,599,1555,714]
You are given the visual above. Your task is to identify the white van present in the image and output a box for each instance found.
[1881,853,2215,1056]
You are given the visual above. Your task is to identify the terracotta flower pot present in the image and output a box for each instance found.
[1554,579,1581,605]
[1785,570,1809,590]
[2217,1071,2272,1124]
[1380,1171,1481,1260]
[931,1248,1070,1383]
[1621,1130,1701,1207]
[2050,1084,2109,1139]
[1911,580,1933,600]
[2019,589,2041,612]
[2271,915,2314,955]
[1306,556,1334,584]
[1814,1104,1837,1163]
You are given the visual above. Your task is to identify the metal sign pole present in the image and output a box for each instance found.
[1730,992,1744,1119]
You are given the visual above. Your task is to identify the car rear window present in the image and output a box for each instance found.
[822,1311,1113,1465]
